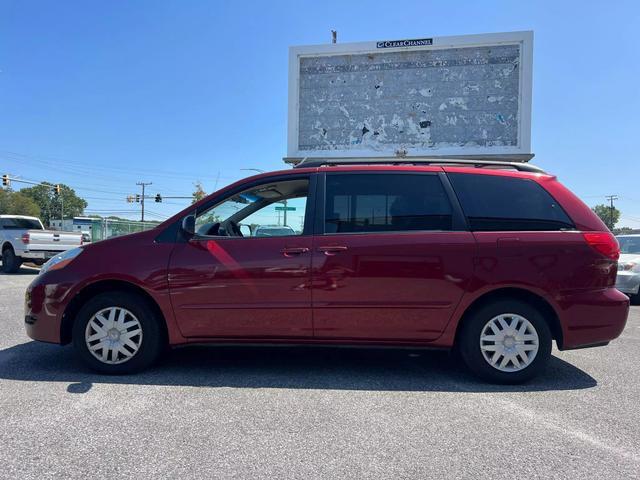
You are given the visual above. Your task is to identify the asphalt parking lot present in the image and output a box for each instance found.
[1,265,639,479]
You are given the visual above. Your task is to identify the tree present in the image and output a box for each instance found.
[592,204,620,230]
[19,182,88,225]
[192,181,206,204]
[0,189,41,217]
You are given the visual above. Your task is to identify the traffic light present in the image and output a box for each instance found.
[126,195,134,203]
[155,193,162,203]
[135,194,141,203]
[54,184,61,195]
[2,174,9,187]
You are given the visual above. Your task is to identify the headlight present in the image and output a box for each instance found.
[39,247,83,275]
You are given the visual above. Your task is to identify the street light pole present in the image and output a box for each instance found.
[284,199,288,226]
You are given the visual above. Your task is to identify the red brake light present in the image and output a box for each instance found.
[582,232,620,260]
[21,233,30,244]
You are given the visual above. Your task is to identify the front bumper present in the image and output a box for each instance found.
[24,274,73,344]
[556,287,629,350]
[615,271,640,295]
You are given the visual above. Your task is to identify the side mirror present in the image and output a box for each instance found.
[181,215,195,236]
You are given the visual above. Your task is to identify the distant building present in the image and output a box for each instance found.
[49,217,98,234]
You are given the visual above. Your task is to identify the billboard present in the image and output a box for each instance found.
[287,31,533,161]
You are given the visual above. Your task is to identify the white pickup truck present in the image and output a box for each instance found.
[0,215,83,273]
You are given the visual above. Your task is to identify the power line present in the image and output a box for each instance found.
[0,150,238,183]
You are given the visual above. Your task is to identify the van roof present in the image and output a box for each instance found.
[290,157,545,174]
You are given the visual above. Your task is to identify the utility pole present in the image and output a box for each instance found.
[605,194,618,229]
[136,182,152,222]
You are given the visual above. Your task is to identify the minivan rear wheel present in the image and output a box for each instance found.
[459,300,552,384]
[72,291,163,374]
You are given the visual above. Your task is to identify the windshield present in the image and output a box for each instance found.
[617,236,640,254]
[1,218,42,230]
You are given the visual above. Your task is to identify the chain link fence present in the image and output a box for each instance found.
[89,219,159,242]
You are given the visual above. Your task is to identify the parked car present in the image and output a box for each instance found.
[615,234,640,303]
[1,215,83,273]
[254,225,296,237]
[24,159,629,383]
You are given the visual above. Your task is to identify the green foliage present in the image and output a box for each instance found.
[0,189,41,217]
[614,226,636,235]
[19,182,88,225]
[192,181,206,204]
[592,204,620,230]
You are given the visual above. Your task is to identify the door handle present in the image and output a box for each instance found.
[318,245,348,255]
[281,247,310,257]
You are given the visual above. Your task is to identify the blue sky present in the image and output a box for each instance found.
[1,0,639,225]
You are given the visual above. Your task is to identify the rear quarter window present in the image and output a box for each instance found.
[448,173,575,231]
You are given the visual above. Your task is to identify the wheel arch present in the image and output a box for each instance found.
[60,279,169,346]
[1,241,13,253]
[453,287,564,349]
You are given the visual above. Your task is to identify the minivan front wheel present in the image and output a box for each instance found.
[72,292,163,374]
[459,300,552,383]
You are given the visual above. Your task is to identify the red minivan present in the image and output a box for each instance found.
[24,159,629,383]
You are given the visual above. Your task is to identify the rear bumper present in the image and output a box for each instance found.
[556,287,629,350]
[19,250,63,260]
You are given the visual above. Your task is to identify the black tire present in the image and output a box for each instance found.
[629,292,640,306]
[458,299,552,384]
[72,291,164,374]
[1,247,22,274]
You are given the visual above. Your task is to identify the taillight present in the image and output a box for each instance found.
[21,233,30,244]
[582,232,620,260]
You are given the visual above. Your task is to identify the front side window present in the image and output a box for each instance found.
[195,178,308,237]
[325,174,453,234]
[448,173,574,231]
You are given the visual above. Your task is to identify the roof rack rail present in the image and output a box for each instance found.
[291,157,546,174]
